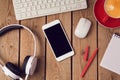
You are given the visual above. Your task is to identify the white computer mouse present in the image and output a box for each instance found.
[75,18,91,38]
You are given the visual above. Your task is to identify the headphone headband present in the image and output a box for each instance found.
[0,24,37,57]
[0,25,22,36]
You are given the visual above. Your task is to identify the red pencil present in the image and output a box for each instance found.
[80,48,98,77]
[84,46,89,61]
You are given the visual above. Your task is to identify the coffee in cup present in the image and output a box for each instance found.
[104,0,120,18]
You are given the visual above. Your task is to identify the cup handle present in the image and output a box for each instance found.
[102,15,109,23]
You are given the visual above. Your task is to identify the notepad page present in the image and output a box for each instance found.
[100,34,120,75]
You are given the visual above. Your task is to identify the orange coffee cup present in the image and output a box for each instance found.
[104,0,120,18]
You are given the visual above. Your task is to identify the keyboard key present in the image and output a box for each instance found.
[77,4,81,8]
[15,4,22,8]
[75,0,83,2]
[61,1,65,5]
[21,13,26,18]
[33,1,37,5]
[27,7,31,11]
[21,0,25,3]
[38,1,42,4]
[26,0,30,2]
[61,6,66,11]
[32,6,36,10]
[46,4,50,8]
[67,6,71,10]
[21,8,26,12]
[43,0,47,4]
[16,14,21,19]
[27,12,31,16]
[48,0,52,3]
[38,7,60,14]
[31,11,37,15]
[41,5,46,9]
[15,10,20,13]
[71,4,77,9]
[65,0,70,4]
[81,1,87,8]
[36,6,41,9]
[28,2,32,6]
[56,2,60,6]
[14,0,21,3]
[51,3,55,7]
[53,0,56,2]
[23,3,27,7]
[70,0,75,4]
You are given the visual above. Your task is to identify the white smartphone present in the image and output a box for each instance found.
[42,20,74,61]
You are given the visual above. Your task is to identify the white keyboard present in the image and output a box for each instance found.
[12,0,87,20]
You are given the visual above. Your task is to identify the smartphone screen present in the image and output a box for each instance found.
[44,23,72,57]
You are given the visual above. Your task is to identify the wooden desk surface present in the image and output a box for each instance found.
[0,0,120,80]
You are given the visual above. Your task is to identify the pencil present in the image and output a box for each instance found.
[80,48,98,77]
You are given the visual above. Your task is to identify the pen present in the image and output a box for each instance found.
[80,48,98,77]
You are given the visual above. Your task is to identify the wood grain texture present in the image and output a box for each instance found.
[46,13,72,80]
[20,17,46,80]
[1,0,120,80]
[72,0,97,80]
[0,0,19,79]
[98,24,120,80]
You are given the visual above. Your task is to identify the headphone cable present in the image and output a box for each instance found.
[25,74,29,80]
[19,77,23,80]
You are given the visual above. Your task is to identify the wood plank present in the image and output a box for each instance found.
[98,23,120,79]
[20,17,46,80]
[0,0,19,79]
[46,13,72,80]
[72,0,97,80]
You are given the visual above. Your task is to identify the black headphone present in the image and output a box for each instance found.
[0,24,37,80]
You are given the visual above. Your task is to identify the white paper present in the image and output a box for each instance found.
[100,34,120,75]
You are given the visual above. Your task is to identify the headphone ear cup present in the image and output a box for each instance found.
[5,62,22,76]
[22,56,30,74]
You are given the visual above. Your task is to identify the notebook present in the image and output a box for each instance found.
[100,34,120,75]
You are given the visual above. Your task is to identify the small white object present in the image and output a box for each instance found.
[100,34,120,75]
[75,18,91,38]
[12,0,87,20]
